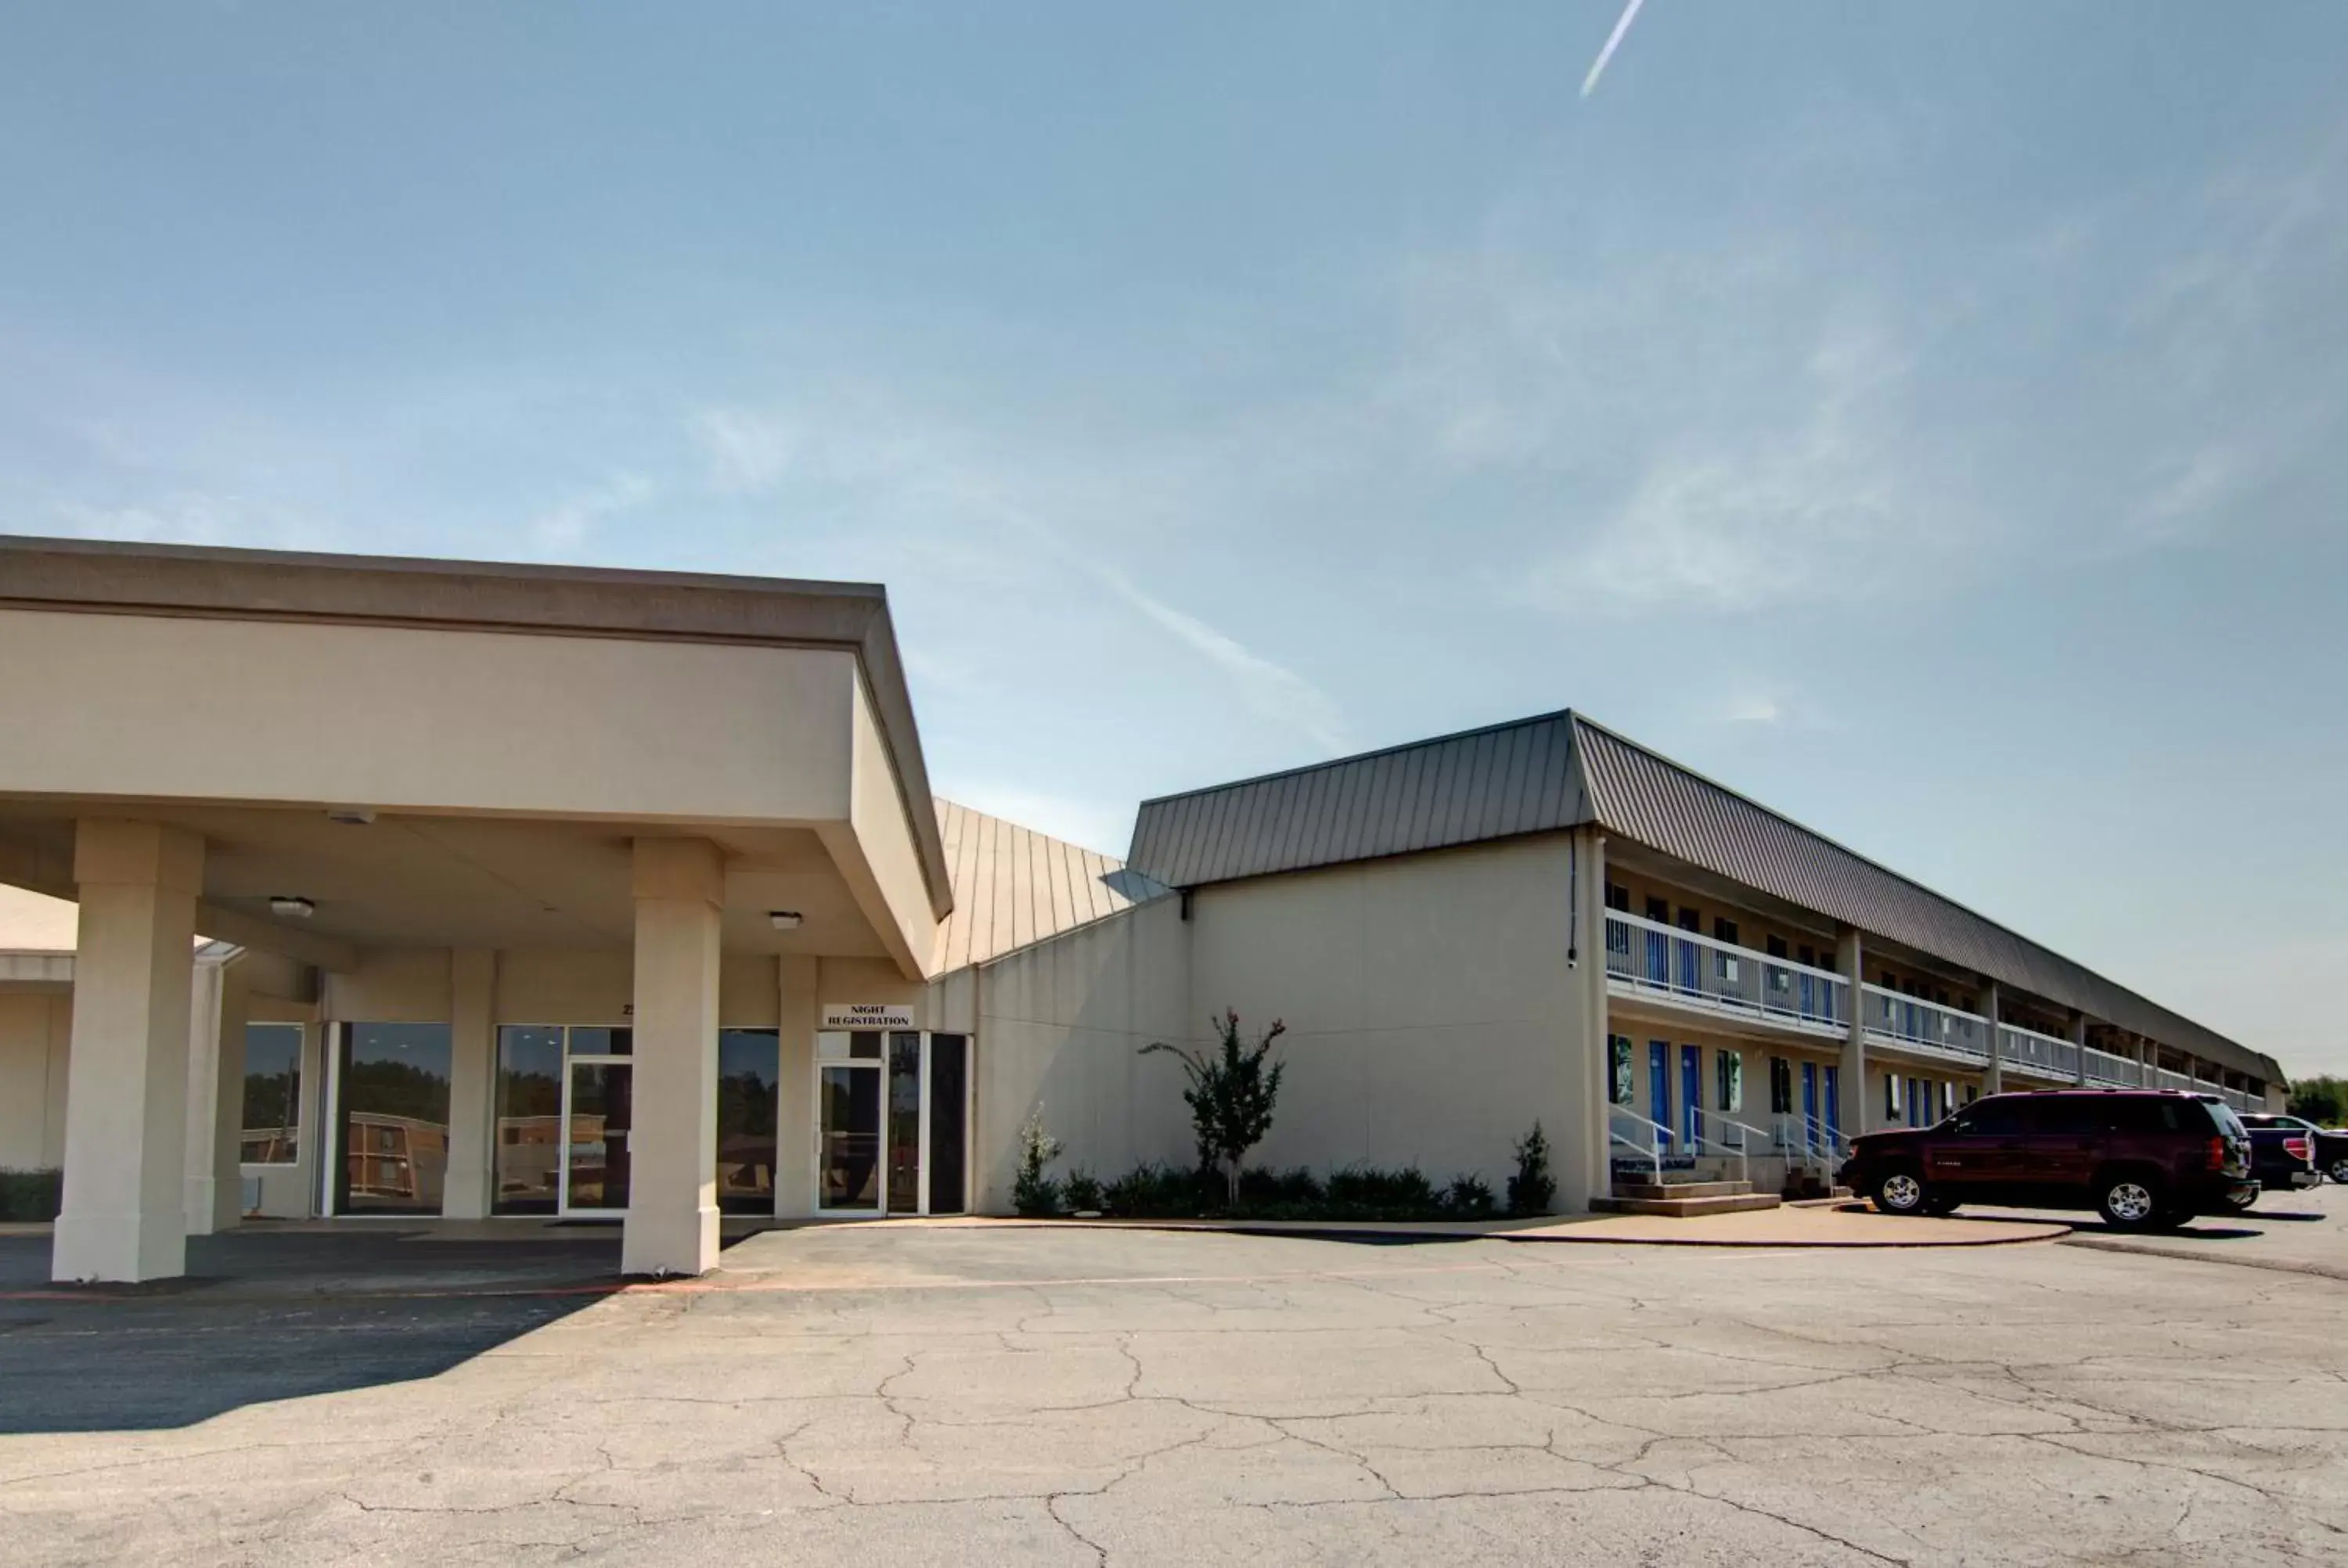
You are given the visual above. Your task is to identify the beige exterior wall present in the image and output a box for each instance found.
[1180,836,1594,1208]
[931,895,1194,1214]
[0,988,73,1170]
[815,671,942,980]
[0,609,859,827]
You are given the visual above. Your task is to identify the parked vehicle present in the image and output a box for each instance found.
[2238,1113,2337,1195]
[1839,1090,2256,1231]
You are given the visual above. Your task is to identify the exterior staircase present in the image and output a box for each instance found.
[1592,1177,1781,1217]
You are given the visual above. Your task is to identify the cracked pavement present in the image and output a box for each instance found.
[2,1201,2345,1566]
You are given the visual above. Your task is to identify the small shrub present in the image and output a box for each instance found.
[1103,1162,1218,1218]
[1237,1166,1324,1207]
[1506,1122,1556,1217]
[1325,1165,1438,1213]
[1443,1173,1495,1217]
[1013,1106,1063,1217]
[0,1169,63,1223]
[1062,1168,1104,1214]
[1140,1010,1287,1208]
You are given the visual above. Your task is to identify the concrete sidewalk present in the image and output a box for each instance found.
[819,1206,2070,1250]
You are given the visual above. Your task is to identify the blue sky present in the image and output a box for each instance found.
[5,3,2346,1074]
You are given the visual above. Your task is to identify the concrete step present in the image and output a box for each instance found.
[1590,1192,1784,1218]
[1612,1180,1752,1201]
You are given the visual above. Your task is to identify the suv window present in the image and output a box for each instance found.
[1953,1100,2027,1135]
[2006,1096,2098,1135]
[2202,1102,2249,1139]
[2102,1098,2184,1135]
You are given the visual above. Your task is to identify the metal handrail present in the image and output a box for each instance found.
[1864,984,1990,1063]
[1999,1023,2081,1080]
[1604,912,1849,1035]
[1608,1105,1667,1183]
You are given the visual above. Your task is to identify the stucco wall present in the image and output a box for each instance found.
[0,989,72,1170]
[943,895,1194,1214]
[0,608,859,825]
[1182,836,1593,1207]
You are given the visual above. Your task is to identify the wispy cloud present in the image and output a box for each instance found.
[691,407,797,494]
[528,472,653,552]
[1102,570,1349,753]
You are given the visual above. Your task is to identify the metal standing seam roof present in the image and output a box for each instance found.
[931,800,1166,974]
[1124,710,2278,1083]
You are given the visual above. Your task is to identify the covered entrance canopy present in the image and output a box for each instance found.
[0,535,954,1282]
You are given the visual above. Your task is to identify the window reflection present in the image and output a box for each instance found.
[335,1023,452,1215]
[240,1023,303,1165]
[493,1026,564,1214]
[717,1030,780,1214]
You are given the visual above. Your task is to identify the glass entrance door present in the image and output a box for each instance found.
[561,1059,633,1214]
[816,1030,970,1217]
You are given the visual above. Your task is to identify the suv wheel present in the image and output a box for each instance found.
[2331,1157,2348,1185]
[2098,1174,2164,1231]
[1873,1169,1929,1216]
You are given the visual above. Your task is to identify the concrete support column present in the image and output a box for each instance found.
[1980,980,2003,1096]
[1837,928,1867,1137]
[54,820,206,1283]
[184,952,248,1235]
[2135,1037,2152,1088]
[623,837,724,1277]
[775,954,818,1217]
[2070,1013,2090,1085]
[1570,828,1608,1212]
[441,949,499,1221]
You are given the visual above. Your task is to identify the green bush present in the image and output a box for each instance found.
[0,1169,63,1223]
[1325,1165,1438,1211]
[1012,1106,1063,1217]
[1444,1174,1496,1217]
[1506,1123,1556,1216]
[1237,1166,1324,1207]
[1061,1168,1104,1214]
[1103,1163,1221,1217]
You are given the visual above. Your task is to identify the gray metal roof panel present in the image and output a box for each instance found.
[1123,709,2276,1082]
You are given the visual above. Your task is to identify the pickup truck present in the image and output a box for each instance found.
[2242,1113,2348,1186]
[2235,1113,2322,1207]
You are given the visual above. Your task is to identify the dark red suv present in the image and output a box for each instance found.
[1839,1089,2256,1230]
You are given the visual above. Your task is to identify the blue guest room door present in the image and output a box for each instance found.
[1680,1045,1703,1149]
[1649,1041,1671,1150]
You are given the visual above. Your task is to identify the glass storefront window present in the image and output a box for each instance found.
[716,1029,779,1214]
[493,1026,564,1214]
[240,1023,303,1165]
[334,1023,452,1215]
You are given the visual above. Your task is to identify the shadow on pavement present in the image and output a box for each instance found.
[0,1228,648,1435]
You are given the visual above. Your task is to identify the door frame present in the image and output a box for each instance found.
[811,1030,970,1218]
[558,1050,634,1217]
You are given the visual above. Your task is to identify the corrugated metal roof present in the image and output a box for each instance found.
[1568,717,2275,1081]
[931,800,1165,973]
[1125,712,1584,889]
[1125,710,2278,1082]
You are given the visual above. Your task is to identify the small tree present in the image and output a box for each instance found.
[1506,1122,1555,1217]
[1141,1010,1287,1209]
[2287,1077,2344,1125]
[1013,1105,1063,1217]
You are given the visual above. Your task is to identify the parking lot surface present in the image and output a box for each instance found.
[2,1201,2344,1566]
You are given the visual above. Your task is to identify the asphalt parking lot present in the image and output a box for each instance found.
[3,1195,2344,1567]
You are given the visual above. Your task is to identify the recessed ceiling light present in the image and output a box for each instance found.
[269,896,316,919]
[769,910,803,931]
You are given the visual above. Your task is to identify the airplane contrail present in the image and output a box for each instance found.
[1580,0,1648,98]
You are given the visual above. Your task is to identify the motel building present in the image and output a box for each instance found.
[0,535,2286,1283]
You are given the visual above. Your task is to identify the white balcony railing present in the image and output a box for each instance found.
[1603,912,1849,1038]
[1999,1023,2081,1081]
[2158,1069,2192,1093]
[2081,1045,2138,1086]
[1863,984,1990,1063]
